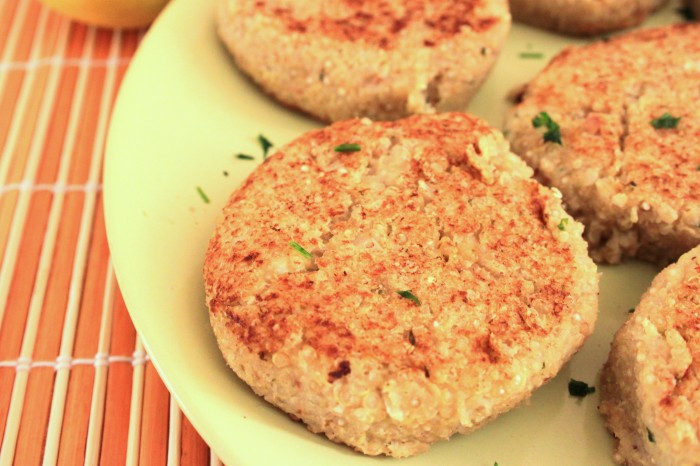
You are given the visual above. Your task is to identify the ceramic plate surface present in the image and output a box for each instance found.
[104,1,684,464]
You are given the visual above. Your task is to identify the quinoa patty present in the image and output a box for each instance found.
[505,24,700,265]
[509,0,668,36]
[599,244,700,466]
[216,0,510,122]
[203,113,599,457]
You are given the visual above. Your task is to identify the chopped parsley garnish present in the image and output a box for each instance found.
[557,218,569,231]
[628,307,636,313]
[258,134,273,158]
[651,113,681,129]
[289,241,312,259]
[519,52,544,59]
[334,143,361,153]
[568,379,596,397]
[236,153,255,160]
[647,428,656,443]
[397,290,421,306]
[532,111,562,144]
[196,186,210,204]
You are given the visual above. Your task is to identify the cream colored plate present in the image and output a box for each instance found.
[104,1,683,464]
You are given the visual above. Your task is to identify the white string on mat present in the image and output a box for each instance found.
[0,181,102,195]
[126,337,147,466]
[42,28,124,466]
[83,262,117,466]
[0,11,72,466]
[168,395,182,466]
[0,354,150,370]
[54,355,73,371]
[90,353,111,368]
[14,356,32,372]
[131,349,149,367]
[0,55,131,72]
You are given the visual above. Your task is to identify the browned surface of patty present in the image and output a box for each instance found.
[204,113,598,457]
[260,0,500,47]
[509,0,668,35]
[505,24,700,265]
[217,0,510,121]
[599,245,700,466]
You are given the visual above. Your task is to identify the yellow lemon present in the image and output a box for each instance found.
[39,0,170,29]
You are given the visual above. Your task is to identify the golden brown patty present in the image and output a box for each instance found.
[216,0,510,122]
[203,113,599,457]
[509,0,668,35]
[599,244,700,466]
[505,24,700,265]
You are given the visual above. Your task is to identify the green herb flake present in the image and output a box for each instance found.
[628,307,636,313]
[236,153,255,160]
[532,111,562,144]
[696,165,700,171]
[289,241,312,259]
[647,428,656,443]
[397,290,421,306]
[519,51,544,59]
[196,186,210,204]
[258,134,274,158]
[334,143,361,153]
[557,218,569,231]
[568,379,596,397]
[651,113,681,129]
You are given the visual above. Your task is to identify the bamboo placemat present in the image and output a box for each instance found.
[0,0,222,464]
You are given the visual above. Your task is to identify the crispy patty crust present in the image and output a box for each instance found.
[599,244,700,466]
[204,113,598,457]
[509,0,668,35]
[216,0,510,122]
[505,24,700,265]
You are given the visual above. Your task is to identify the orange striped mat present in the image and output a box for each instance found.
[0,0,220,464]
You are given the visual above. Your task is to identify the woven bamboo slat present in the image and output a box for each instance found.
[0,1,222,464]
